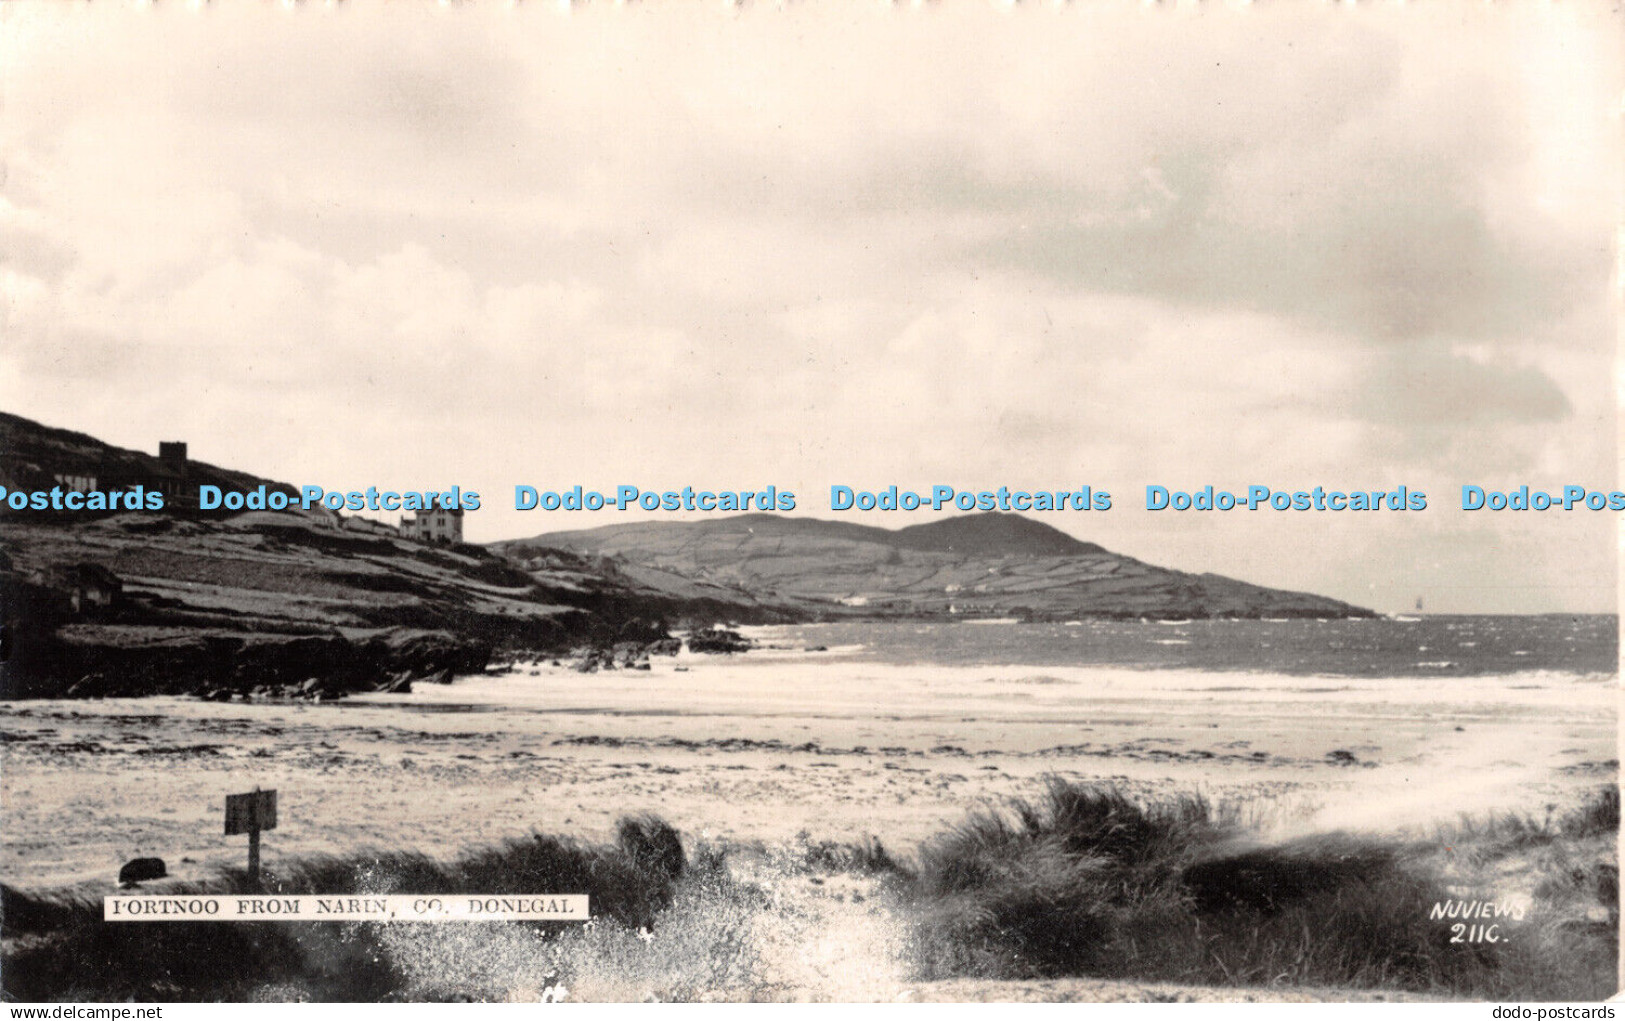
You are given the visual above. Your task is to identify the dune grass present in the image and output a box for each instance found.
[897,778,1619,1000]
[3,786,1616,1001]
[3,815,808,1003]
[1,817,690,1002]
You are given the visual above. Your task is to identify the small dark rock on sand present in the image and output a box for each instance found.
[687,627,753,654]
[118,857,167,885]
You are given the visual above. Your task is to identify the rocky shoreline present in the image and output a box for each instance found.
[0,513,771,702]
[5,624,764,701]
[4,623,492,701]
[1,533,765,700]
[558,627,753,673]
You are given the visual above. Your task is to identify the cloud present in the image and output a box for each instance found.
[0,2,1618,611]
[1364,347,1572,430]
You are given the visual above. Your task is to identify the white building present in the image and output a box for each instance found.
[400,506,464,544]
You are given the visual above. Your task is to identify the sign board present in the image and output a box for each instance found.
[225,789,277,836]
[105,894,590,923]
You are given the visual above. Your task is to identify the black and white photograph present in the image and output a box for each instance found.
[0,0,1619,1006]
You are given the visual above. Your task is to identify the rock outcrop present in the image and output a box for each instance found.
[0,411,789,703]
[686,627,753,654]
[117,858,167,886]
[2,623,490,700]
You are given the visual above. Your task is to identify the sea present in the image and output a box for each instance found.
[740,614,1619,679]
[378,614,1619,721]
[337,615,1619,775]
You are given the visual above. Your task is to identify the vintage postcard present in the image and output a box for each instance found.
[0,0,1619,1006]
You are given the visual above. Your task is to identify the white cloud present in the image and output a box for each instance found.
[0,1,1618,612]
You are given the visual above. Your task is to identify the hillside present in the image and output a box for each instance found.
[892,513,1104,557]
[0,412,297,507]
[496,513,1372,620]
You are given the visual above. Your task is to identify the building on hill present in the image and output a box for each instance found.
[53,472,98,493]
[303,505,342,529]
[148,441,193,508]
[401,507,464,545]
[0,427,208,512]
[98,441,194,509]
[343,516,398,537]
[33,563,123,614]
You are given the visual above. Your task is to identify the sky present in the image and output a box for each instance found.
[1,1,1620,614]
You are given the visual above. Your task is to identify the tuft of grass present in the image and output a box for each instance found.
[1,884,103,937]
[547,862,774,1002]
[898,777,1618,1000]
[1562,784,1619,840]
[913,780,1223,898]
[776,831,906,879]
[1435,785,1620,854]
[906,780,1220,979]
[1182,835,1398,914]
[616,814,686,884]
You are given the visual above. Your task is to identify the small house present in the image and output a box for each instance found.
[400,507,464,545]
[342,516,398,537]
[35,563,123,614]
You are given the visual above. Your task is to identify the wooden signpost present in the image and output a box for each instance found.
[225,788,277,888]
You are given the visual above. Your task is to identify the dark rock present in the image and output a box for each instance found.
[610,641,660,670]
[356,627,489,681]
[6,624,492,701]
[687,627,752,654]
[616,618,669,643]
[571,646,618,672]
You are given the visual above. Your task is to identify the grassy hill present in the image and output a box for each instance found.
[0,413,792,700]
[495,513,1372,621]
[1,408,1372,702]
[0,411,297,507]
